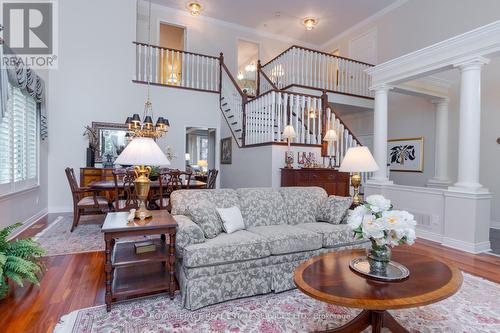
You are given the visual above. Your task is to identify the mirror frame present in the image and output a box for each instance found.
[91,121,129,163]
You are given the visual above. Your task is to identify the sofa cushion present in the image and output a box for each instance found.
[173,215,206,258]
[316,196,352,224]
[183,230,270,268]
[247,225,322,255]
[237,188,287,227]
[186,200,223,239]
[279,187,328,225]
[296,222,360,248]
[170,189,239,216]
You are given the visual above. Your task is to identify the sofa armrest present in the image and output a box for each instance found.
[173,215,206,258]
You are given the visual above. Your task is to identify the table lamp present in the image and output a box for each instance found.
[283,125,296,168]
[115,137,170,219]
[323,129,337,168]
[339,146,379,207]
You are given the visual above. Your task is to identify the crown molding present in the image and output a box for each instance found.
[319,0,410,50]
[366,20,500,86]
[138,1,318,50]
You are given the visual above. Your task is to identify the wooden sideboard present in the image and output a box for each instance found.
[281,168,350,196]
[80,167,115,187]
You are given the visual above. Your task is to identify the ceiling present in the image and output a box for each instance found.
[150,0,399,46]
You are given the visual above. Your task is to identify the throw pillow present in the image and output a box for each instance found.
[216,206,245,234]
[316,196,353,224]
[186,200,223,239]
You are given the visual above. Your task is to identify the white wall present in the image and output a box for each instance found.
[323,0,500,224]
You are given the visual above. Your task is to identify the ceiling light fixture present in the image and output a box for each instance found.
[187,2,202,16]
[303,17,317,31]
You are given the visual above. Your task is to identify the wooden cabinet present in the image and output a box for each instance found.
[281,168,350,196]
[80,167,115,187]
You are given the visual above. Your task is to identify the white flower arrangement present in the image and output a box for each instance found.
[347,195,417,247]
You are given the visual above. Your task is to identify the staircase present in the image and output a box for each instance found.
[134,42,373,167]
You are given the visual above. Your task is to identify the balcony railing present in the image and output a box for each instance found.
[133,42,220,93]
[261,45,374,99]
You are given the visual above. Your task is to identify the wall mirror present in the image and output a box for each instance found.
[91,122,130,164]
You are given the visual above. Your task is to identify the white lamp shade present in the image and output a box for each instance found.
[323,129,337,142]
[114,137,170,166]
[283,125,296,139]
[339,146,379,172]
[185,153,191,161]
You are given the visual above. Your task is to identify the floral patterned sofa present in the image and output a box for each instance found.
[170,187,368,310]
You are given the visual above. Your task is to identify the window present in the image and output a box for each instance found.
[0,84,39,196]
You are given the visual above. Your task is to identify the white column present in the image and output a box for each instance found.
[449,57,490,193]
[427,98,451,188]
[368,84,393,184]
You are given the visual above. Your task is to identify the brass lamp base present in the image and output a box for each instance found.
[351,172,362,207]
[134,165,153,219]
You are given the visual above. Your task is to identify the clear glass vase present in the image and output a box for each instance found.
[367,239,392,275]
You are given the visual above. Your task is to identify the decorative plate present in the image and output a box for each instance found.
[349,257,410,282]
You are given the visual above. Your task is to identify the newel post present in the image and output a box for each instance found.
[256,60,261,97]
[242,94,248,147]
[321,90,328,157]
[218,52,224,93]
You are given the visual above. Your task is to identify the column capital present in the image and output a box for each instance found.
[431,97,450,105]
[453,56,490,70]
[370,83,394,92]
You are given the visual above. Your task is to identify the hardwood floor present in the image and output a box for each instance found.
[0,216,499,333]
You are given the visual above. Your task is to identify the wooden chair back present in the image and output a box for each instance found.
[65,167,81,205]
[206,169,218,189]
[158,169,192,210]
[112,168,139,211]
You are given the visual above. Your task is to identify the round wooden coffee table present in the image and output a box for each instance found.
[294,249,462,333]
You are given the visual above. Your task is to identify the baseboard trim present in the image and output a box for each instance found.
[441,237,491,254]
[49,206,72,214]
[491,221,500,230]
[8,208,48,241]
[416,228,443,243]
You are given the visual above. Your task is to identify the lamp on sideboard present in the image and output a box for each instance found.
[114,137,170,219]
[323,128,337,169]
[339,146,379,207]
[283,125,296,169]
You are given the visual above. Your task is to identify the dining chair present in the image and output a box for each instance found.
[65,167,111,232]
[157,169,192,210]
[112,168,139,211]
[206,169,218,189]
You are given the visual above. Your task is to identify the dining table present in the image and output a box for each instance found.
[88,179,207,190]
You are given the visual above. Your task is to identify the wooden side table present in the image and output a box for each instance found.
[101,210,177,312]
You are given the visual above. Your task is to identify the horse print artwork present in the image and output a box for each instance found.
[387,137,424,172]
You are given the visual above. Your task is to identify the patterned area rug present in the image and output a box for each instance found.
[33,214,106,256]
[34,214,158,256]
[54,273,499,332]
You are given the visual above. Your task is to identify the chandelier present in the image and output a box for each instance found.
[125,0,169,139]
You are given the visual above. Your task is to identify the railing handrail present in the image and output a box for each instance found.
[133,41,220,60]
[247,88,320,104]
[322,91,362,147]
[220,59,247,100]
[261,44,375,68]
[258,68,279,90]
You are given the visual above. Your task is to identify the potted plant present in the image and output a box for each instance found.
[347,195,416,275]
[0,223,45,300]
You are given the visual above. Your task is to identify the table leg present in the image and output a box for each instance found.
[104,237,113,312]
[168,232,176,300]
[312,310,409,333]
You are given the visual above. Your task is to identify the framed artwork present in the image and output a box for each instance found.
[297,152,316,167]
[387,137,424,172]
[220,137,232,164]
